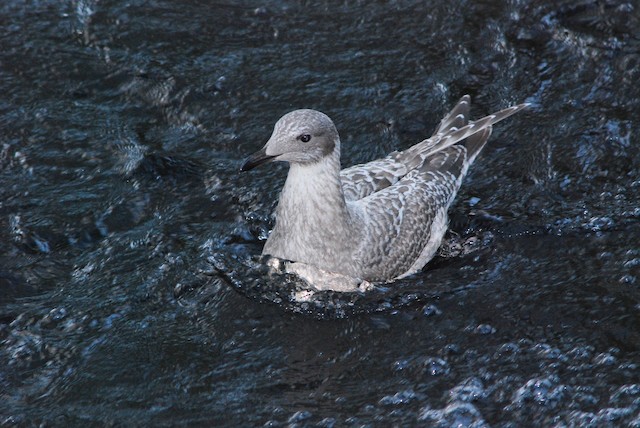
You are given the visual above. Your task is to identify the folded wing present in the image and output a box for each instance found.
[340,96,527,201]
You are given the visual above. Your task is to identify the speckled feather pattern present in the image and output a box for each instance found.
[249,96,528,283]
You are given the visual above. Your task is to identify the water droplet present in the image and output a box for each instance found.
[424,357,450,376]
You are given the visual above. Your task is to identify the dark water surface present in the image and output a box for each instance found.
[2,0,639,426]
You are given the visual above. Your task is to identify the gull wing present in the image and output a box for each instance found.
[350,140,483,282]
[340,96,527,201]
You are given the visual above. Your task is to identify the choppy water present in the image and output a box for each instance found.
[1,0,639,426]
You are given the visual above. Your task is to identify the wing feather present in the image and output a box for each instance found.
[351,145,471,281]
[340,97,528,202]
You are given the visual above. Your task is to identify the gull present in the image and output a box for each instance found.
[241,96,528,289]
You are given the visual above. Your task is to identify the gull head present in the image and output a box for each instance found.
[241,109,339,171]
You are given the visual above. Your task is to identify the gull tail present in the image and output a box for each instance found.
[400,96,529,169]
[439,102,529,151]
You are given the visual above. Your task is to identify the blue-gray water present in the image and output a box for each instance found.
[1,0,639,426]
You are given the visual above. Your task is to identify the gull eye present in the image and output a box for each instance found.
[298,134,311,143]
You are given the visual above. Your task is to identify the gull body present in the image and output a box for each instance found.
[241,96,527,283]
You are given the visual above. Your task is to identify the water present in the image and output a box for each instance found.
[1,0,639,426]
